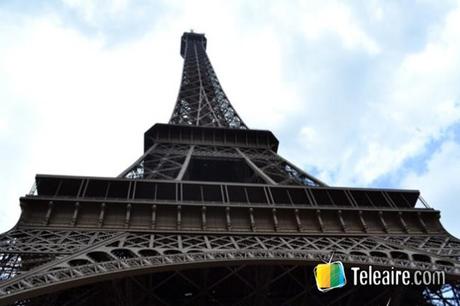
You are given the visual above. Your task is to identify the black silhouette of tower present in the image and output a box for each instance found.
[0,32,459,305]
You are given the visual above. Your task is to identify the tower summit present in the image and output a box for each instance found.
[173,32,245,128]
[0,32,459,305]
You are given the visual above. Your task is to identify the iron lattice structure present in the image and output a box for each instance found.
[1,32,460,305]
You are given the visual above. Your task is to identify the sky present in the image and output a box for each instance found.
[1,0,460,236]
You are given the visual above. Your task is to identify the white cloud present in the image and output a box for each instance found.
[0,117,8,135]
[269,0,380,55]
[1,1,460,238]
[0,12,179,231]
[61,0,129,24]
[295,3,460,187]
[401,140,460,237]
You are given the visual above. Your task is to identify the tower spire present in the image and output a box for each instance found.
[170,32,247,128]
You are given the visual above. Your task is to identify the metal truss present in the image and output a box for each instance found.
[0,229,118,255]
[169,33,246,128]
[382,235,460,259]
[0,255,19,282]
[238,147,324,186]
[424,283,460,306]
[121,143,323,186]
[12,265,419,306]
[123,144,191,180]
[119,33,325,185]
[1,230,459,304]
[0,229,122,284]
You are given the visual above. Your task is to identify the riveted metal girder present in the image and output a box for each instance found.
[1,230,459,304]
[170,32,246,129]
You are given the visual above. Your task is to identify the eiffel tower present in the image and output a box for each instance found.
[1,31,460,305]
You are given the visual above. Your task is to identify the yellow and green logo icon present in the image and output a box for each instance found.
[314,261,346,292]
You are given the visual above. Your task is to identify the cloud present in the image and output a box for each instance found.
[291,2,460,187]
[61,0,130,22]
[0,10,179,231]
[1,1,460,238]
[278,1,381,54]
[401,140,460,237]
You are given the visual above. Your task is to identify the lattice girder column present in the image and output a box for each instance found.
[1,232,459,304]
[119,124,325,186]
[169,32,246,128]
